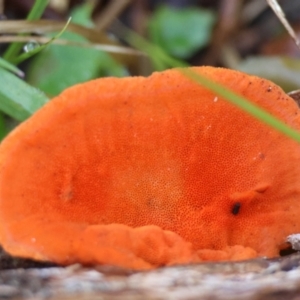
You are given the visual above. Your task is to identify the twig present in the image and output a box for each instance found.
[267,0,300,49]
[94,0,132,31]
[0,35,143,56]
[0,0,4,15]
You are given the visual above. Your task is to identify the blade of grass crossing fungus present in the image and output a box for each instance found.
[115,21,300,143]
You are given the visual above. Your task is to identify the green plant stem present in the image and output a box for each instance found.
[3,0,50,62]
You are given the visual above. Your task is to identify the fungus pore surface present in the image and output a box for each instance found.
[0,67,300,270]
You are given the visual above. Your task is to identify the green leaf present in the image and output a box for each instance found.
[148,5,215,59]
[71,2,94,27]
[27,3,127,96]
[0,67,48,121]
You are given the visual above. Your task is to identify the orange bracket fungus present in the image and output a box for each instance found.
[0,66,300,270]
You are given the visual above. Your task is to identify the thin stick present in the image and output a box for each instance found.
[267,0,300,48]
[0,0,4,15]
[0,35,143,56]
[94,0,132,31]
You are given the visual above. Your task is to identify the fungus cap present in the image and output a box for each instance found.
[0,66,300,270]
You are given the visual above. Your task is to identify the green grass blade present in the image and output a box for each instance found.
[3,0,50,62]
[117,22,300,143]
[12,17,72,65]
[0,67,48,121]
[0,56,24,77]
[181,68,300,143]
[26,0,50,20]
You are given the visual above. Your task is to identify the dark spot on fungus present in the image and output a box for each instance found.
[231,202,241,215]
